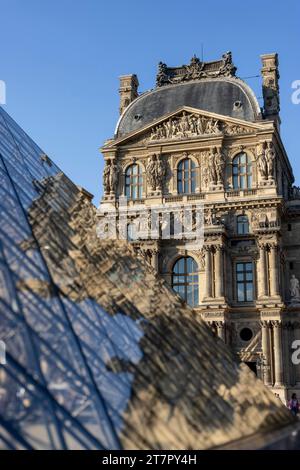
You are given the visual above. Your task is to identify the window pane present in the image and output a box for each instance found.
[191,177,195,193]
[237,284,244,302]
[246,283,253,301]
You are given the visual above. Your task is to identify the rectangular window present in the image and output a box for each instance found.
[237,216,249,235]
[236,262,254,302]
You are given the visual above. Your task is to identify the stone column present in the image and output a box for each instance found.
[215,321,226,342]
[215,246,224,298]
[258,244,268,297]
[151,249,159,271]
[260,321,272,385]
[272,321,284,386]
[269,244,280,297]
[204,246,212,298]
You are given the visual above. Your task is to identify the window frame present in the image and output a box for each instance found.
[235,261,254,302]
[237,215,250,235]
[232,152,252,190]
[125,163,143,200]
[172,256,199,307]
[177,158,196,194]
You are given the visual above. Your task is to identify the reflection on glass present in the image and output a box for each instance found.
[125,164,143,199]
[236,262,254,302]
[177,158,196,194]
[232,153,252,190]
[172,256,198,307]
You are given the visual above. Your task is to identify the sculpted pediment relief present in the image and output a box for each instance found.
[107,107,267,148]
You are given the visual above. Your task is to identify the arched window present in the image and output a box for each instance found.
[125,164,143,199]
[237,215,249,235]
[232,153,252,189]
[177,158,196,194]
[172,256,198,307]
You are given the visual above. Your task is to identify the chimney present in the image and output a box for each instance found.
[260,53,280,129]
[119,74,139,115]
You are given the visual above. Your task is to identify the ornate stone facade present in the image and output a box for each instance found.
[99,52,300,402]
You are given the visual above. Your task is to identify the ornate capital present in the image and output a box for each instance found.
[271,320,282,328]
[260,320,270,328]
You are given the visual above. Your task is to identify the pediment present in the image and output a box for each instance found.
[104,106,270,149]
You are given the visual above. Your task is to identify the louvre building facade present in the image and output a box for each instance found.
[99,52,300,402]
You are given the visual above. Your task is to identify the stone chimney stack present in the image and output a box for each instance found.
[119,74,139,115]
[260,53,280,129]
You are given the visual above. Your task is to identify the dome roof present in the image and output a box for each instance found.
[116,78,262,137]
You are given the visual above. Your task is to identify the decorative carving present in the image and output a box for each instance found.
[290,274,300,302]
[215,148,226,185]
[290,186,300,200]
[150,112,221,141]
[257,141,276,181]
[146,154,167,192]
[261,54,280,117]
[156,52,237,87]
[156,62,170,87]
[149,111,253,142]
[199,249,206,269]
[266,142,276,179]
[103,159,119,194]
[207,147,226,187]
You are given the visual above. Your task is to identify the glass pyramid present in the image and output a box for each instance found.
[0,106,292,450]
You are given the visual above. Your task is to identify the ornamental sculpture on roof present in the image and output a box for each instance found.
[156,52,237,87]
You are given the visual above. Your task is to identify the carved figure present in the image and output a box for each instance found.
[146,154,166,191]
[265,142,276,179]
[290,274,300,300]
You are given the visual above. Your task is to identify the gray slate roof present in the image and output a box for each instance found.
[116,78,262,137]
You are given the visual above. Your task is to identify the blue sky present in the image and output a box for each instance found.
[1,0,299,203]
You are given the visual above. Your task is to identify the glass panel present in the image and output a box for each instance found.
[237,284,244,302]
[246,283,254,301]
[191,176,195,193]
